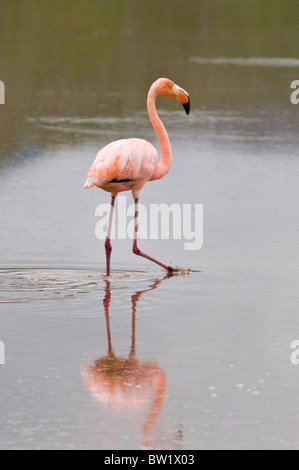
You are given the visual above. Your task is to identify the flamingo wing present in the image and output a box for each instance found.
[84,138,158,189]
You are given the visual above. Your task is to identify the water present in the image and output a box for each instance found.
[1,0,299,450]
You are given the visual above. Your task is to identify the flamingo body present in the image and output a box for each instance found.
[84,138,158,197]
[84,78,190,275]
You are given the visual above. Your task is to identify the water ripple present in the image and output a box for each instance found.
[0,269,166,304]
[190,57,299,67]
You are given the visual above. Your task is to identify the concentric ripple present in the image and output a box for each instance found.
[0,269,167,304]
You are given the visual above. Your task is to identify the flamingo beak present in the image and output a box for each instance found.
[173,85,190,115]
[182,96,190,115]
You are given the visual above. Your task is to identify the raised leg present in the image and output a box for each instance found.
[132,198,174,273]
[105,195,116,276]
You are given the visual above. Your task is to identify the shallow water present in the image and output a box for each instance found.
[1,0,299,450]
[1,267,299,450]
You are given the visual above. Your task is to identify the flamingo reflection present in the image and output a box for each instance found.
[82,274,182,448]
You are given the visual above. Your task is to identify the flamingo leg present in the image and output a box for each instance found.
[105,195,116,276]
[132,198,173,272]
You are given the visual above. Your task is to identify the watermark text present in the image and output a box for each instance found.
[0,80,4,104]
[290,340,299,365]
[290,80,299,105]
[0,341,5,365]
[95,196,203,251]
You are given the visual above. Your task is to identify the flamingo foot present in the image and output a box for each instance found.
[167,264,190,275]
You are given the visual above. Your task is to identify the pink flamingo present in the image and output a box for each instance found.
[84,78,190,276]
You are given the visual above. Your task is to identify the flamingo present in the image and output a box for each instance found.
[84,78,190,276]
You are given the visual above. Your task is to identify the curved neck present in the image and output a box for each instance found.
[147,87,172,181]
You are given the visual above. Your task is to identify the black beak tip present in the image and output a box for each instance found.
[183,99,190,115]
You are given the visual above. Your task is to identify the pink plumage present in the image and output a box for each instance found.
[84,138,158,196]
[84,78,190,275]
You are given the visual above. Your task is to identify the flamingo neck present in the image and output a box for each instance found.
[147,86,172,181]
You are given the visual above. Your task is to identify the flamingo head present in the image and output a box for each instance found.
[153,78,190,115]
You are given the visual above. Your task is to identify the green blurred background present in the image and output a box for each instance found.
[1,0,299,163]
